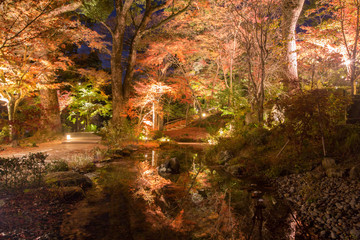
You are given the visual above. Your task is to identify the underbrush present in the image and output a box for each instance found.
[206,126,335,178]
[206,89,355,178]
[192,112,233,136]
[99,120,136,147]
[0,153,48,189]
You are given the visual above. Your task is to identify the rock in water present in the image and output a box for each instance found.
[167,157,180,174]
[157,158,180,174]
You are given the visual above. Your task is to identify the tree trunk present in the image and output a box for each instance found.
[152,101,157,130]
[109,0,191,123]
[40,88,62,133]
[7,96,21,145]
[348,3,360,95]
[124,34,141,101]
[110,6,126,123]
[158,114,164,131]
[7,100,17,143]
[281,0,305,92]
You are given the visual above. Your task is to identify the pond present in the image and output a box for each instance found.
[60,146,303,240]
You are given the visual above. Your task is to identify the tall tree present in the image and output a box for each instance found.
[227,0,282,123]
[0,0,103,141]
[281,0,305,92]
[303,0,360,95]
[82,0,192,123]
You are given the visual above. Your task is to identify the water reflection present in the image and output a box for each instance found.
[144,148,296,240]
[62,147,298,240]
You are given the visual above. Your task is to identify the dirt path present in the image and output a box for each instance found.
[0,140,106,161]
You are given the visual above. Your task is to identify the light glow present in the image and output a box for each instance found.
[66,134,71,140]
[343,59,352,67]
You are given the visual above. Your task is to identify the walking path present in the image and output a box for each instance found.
[0,132,105,161]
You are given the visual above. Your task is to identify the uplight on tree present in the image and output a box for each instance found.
[343,59,352,67]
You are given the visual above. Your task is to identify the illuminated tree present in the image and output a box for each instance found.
[129,77,173,132]
[297,36,345,89]
[0,0,104,142]
[305,0,360,95]
[281,0,305,92]
[224,0,282,123]
[82,0,193,123]
[67,81,111,132]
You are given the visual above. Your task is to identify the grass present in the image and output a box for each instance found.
[67,152,96,173]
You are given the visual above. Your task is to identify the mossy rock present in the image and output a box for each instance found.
[109,147,136,157]
[44,171,93,189]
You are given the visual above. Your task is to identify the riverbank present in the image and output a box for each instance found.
[275,168,360,239]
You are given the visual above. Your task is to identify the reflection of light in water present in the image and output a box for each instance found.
[192,154,197,171]
[288,211,297,240]
[151,150,157,166]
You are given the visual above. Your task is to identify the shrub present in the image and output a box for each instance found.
[0,126,10,144]
[329,124,360,157]
[47,159,69,172]
[99,120,135,147]
[0,152,48,189]
[272,89,350,150]
[205,135,246,163]
[244,127,271,146]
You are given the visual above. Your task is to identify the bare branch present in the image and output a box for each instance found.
[46,1,82,18]
[144,0,193,33]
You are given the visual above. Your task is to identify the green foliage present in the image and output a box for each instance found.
[99,120,136,147]
[272,89,350,148]
[86,124,98,132]
[243,127,271,146]
[0,153,48,189]
[81,0,113,22]
[163,100,188,122]
[205,135,246,163]
[67,82,111,131]
[216,82,249,118]
[0,126,10,144]
[329,124,360,157]
[47,159,69,172]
